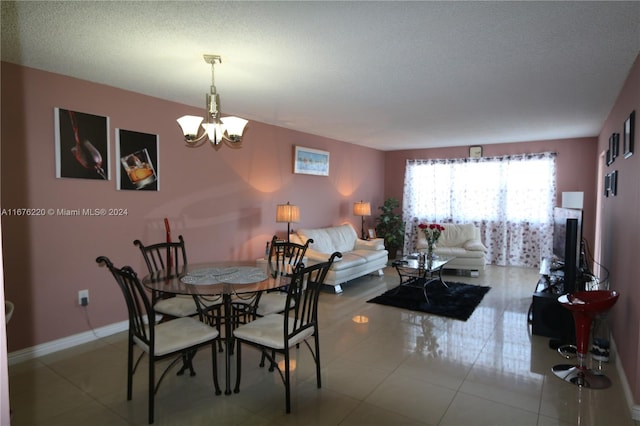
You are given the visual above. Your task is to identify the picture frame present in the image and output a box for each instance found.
[116,129,159,191]
[54,107,110,180]
[604,173,610,197]
[367,228,377,239]
[610,170,618,196]
[611,133,619,159]
[469,146,483,158]
[293,145,330,176]
[623,110,635,159]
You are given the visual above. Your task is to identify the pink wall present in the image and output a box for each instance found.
[0,62,385,351]
[597,54,640,407]
[384,138,598,249]
[3,55,639,412]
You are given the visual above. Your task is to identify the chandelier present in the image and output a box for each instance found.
[176,54,248,147]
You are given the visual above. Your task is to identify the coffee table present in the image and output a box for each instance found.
[391,254,456,303]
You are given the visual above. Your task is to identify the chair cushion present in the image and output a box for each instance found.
[154,296,199,317]
[154,295,222,317]
[233,314,314,349]
[134,317,219,356]
[256,292,293,317]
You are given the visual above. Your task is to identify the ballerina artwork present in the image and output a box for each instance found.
[55,108,109,180]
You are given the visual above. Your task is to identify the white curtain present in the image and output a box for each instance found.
[402,152,556,267]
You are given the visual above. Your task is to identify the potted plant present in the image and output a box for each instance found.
[375,197,405,259]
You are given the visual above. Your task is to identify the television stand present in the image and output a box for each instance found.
[530,267,575,342]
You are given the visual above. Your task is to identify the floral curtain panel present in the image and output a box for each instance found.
[402,152,557,268]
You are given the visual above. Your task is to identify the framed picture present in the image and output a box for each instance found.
[469,146,482,158]
[610,133,619,159]
[54,108,110,180]
[604,173,610,197]
[293,146,330,176]
[610,170,618,196]
[623,110,635,159]
[368,228,377,239]
[606,147,612,166]
[116,129,159,191]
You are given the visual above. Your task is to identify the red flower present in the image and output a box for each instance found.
[418,223,445,243]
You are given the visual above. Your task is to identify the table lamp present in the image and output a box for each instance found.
[353,201,371,239]
[276,201,300,243]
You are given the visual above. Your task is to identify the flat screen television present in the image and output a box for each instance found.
[552,207,583,293]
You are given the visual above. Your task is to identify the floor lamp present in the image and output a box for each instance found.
[276,202,300,243]
[353,201,371,240]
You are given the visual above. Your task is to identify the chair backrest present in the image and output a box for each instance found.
[96,256,154,347]
[134,235,188,274]
[268,235,313,276]
[283,252,341,340]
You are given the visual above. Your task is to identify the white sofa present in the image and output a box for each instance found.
[416,223,487,273]
[290,223,388,293]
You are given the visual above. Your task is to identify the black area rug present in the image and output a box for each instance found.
[367,281,491,321]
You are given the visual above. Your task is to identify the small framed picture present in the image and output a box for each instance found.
[469,146,482,158]
[623,110,635,159]
[367,228,377,239]
[293,146,330,176]
[611,133,619,159]
[604,173,610,197]
[610,170,618,196]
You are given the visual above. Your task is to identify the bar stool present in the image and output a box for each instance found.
[552,290,619,388]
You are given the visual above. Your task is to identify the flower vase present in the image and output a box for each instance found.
[427,241,435,259]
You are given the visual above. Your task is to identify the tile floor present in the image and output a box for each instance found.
[7,265,639,425]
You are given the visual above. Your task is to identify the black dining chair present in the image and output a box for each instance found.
[230,235,314,367]
[230,235,313,325]
[232,252,341,413]
[134,236,224,353]
[96,256,221,424]
[257,235,314,315]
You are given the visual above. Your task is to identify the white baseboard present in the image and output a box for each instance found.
[8,320,128,366]
[611,337,640,420]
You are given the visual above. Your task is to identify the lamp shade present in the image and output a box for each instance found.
[353,201,371,217]
[220,116,249,140]
[177,115,204,138]
[276,202,300,223]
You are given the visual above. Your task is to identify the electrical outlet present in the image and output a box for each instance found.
[78,289,89,306]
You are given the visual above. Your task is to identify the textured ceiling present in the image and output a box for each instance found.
[2,1,639,151]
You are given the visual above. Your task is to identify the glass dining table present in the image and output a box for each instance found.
[142,260,290,395]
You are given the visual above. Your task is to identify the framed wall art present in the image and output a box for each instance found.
[610,170,618,196]
[623,110,635,159]
[116,129,159,191]
[293,146,330,176]
[469,146,483,158]
[55,108,110,180]
[610,133,619,160]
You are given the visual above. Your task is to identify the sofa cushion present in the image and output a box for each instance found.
[439,224,476,247]
[297,223,358,254]
[434,247,486,258]
[329,252,366,271]
[463,240,487,252]
[351,248,388,263]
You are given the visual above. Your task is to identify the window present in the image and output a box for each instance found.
[403,152,556,267]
